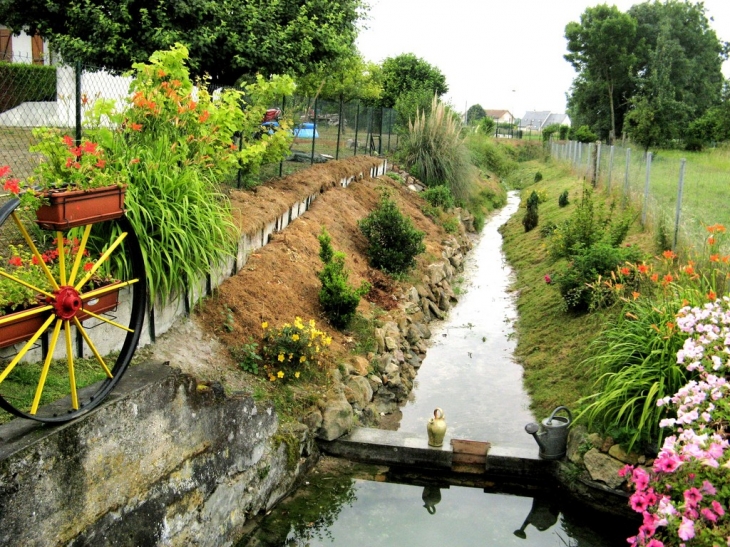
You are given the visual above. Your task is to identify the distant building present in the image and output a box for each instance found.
[519,111,571,132]
[0,26,52,64]
[485,109,513,124]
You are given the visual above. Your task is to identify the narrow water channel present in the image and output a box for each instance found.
[396,191,535,449]
[236,193,636,546]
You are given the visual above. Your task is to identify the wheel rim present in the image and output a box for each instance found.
[0,199,146,423]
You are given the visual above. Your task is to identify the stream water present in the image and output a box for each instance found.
[236,193,635,546]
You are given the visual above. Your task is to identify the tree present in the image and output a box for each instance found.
[565,4,637,144]
[0,0,366,87]
[295,51,382,102]
[378,53,448,126]
[466,104,486,125]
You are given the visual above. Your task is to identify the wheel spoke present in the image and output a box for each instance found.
[74,231,128,291]
[0,270,54,299]
[73,317,113,378]
[68,224,92,286]
[11,212,59,291]
[0,314,56,384]
[80,279,138,301]
[64,320,79,410]
[78,309,134,333]
[0,305,53,327]
[57,231,67,286]
[30,319,63,414]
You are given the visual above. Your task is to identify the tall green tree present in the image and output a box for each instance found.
[377,53,447,127]
[565,4,637,144]
[0,0,366,86]
[295,51,382,102]
[466,104,486,125]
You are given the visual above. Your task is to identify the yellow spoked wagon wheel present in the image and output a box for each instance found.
[0,197,146,423]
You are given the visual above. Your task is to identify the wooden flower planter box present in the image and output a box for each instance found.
[0,285,121,350]
[35,185,126,230]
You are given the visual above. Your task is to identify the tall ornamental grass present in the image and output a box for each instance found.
[397,96,475,203]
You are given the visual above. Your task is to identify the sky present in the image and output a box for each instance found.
[356,0,730,120]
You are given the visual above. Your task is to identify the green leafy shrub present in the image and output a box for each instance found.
[261,318,332,382]
[0,62,56,113]
[553,242,643,312]
[359,193,425,275]
[317,229,370,329]
[397,96,475,202]
[541,123,562,142]
[558,190,570,208]
[570,125,598,143]
[522,191,539,232]
[422,185,454,209]
[230,338,262,374]
[534,171,543,183]
[442,216,460,234]
[559,125,570,140]
[385,172,404,183]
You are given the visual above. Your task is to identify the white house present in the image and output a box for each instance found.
[0,26,52,64]
[485,109,514,124]
[519,111,571,132]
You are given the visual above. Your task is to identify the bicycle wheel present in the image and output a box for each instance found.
[0,197,146,422]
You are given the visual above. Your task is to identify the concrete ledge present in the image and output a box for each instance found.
[319,427,556,479]
[319,428,452,470]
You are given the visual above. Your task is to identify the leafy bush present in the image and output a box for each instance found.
[359,193,425,275]
[230,338,262,374]
[422,185,454,209]
[570,125,598,143]
[541,123,563,142]
[553,242,643,312]
[385,172,404,183]
[533,171,543,183]
[522,191,539,232]
[261,318,332,382]
[317,229,370,329]
[558,190,570,208]
[397,96,475,202]
[0,62,56,113]
[442,216,460,234]
[475,117,496,135]
[559,125,570,140]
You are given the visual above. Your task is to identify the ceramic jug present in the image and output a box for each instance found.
[427,407,447,447]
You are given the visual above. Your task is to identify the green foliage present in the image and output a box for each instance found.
[85,45,295,302]
[230,338,262,375]
[522,191,539,232]
[396,96,475,202]
[465,136,519,178]
[533,171,543,183]
[569,125,598,143]
[559,126,570,140]
[655,216,671,253]
[261,318,332,382]
[5,0,365,87]
[378,53,448,110]
[541,123,563,142]
[575,295,692,450]
[475,117,496,136]
[317,229,370,329]
[294,53,382,102]
[553,242,643,312]
[385,172,404,184]
[422,186,455,209]
[558,190,570,207]
[442,216,460,234]
[466,104,487,124]
[358,192,425,275]
[0,62,56,113]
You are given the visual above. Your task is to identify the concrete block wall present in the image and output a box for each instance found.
[2,159,387,361]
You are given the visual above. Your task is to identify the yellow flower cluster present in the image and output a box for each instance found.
[260,317,332,383]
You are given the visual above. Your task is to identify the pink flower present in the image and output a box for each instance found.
[677,517,695,541]
[701,480,717,496]
[632,467,650,491]
[711,500,725,517]
[646,540,664,547]
[701,507,718,522]
[630,492,650,512]
[544,274,552,284]
[684,487,702,508]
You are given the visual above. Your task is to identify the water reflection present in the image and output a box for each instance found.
[237,468,634,547]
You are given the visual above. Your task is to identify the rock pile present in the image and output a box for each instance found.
[311,232,473,441]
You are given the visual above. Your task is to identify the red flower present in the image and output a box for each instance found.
[62,135,74,147]
[130,158,140,165]
[95,159,106,169]
[544,274,552,284]
[198,110,210,123]
[0,165,10,178]
[83,262,94,271]
[130,123,143,131]
[710,254,720,262]
[81,141,98,154]
[8,256,22,267]
[3,178,20,194]
[620,267,631,276]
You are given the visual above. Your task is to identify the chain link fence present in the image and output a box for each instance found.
[0,57,397,190]
[550,140,730,253]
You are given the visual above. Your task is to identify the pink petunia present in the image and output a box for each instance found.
[712,500,725,517]
[646,540,664,547]
[701,507,718,523]
[678,517,695,541]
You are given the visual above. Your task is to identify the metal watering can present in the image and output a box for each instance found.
[524,406,573,460]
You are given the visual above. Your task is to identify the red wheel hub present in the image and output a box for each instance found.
[52,286,83,320]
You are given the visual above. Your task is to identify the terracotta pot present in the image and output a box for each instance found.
[0,309,50,350]
[35,185,126,230]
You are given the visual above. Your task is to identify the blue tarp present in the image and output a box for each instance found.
[293,122,319,139]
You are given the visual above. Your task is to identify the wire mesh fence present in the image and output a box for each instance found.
[0,57,396,191]
[550,140,730,254]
